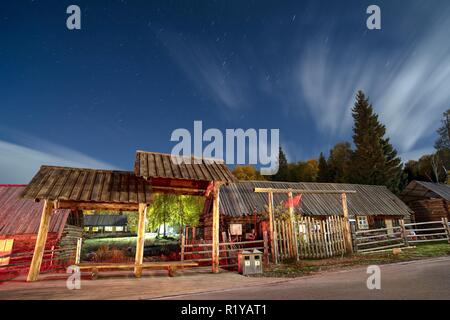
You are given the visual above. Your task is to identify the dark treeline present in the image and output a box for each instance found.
[232,90,450,194]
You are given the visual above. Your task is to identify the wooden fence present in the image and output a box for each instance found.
[274,216,347,260]
[354,218,450,253]
[0,243,79,281]
[181,232,269,269]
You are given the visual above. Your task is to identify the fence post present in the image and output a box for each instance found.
[442,218,450,244]
[181,230,185,261]
[350,223,357,253]
[263,230,269,266]
[341,193,353,254]
[75,238,82,265]
[399,219,409,247]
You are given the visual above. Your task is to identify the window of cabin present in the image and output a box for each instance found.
[357,216,369,230]
[115,226,124,232]
[92,227,99,232]
[374,218,386,229]
[105,226,113,232]
[83,226,90,232]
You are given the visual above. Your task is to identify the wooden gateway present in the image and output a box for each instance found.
[20,151,236,281]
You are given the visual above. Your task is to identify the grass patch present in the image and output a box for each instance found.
[82,235,178,255]
[258,243,450,278]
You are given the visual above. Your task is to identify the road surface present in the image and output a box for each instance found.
[160,257,450,300]
[1,257,449,299]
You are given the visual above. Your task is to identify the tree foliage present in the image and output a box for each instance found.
[127,194,204,236]
[232,165,266,181]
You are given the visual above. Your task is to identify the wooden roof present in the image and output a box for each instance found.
[400,180,450,202]
[134,151,236,183]
[0,185,71,237]
[21,165,153,204]
[208,181,412,218]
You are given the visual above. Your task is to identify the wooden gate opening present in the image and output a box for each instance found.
[20,151,236,281]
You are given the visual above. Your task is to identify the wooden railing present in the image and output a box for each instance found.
[0,245,79,281]
[354,218,450,253]
[181,237,268,269]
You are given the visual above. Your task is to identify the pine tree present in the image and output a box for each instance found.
[382,138,406,193]
[271,147,289,181]
[317,152,332,182]
[348,90,404,192]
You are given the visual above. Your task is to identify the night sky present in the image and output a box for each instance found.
[1,0,450,183]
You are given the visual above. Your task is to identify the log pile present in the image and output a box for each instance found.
[58,224,83,249]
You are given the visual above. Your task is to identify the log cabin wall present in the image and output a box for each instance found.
[407,198,450,222]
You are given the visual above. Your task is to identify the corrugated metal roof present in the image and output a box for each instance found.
[0,185,70,236]
[134,151,236,183]
[21,165,153,203]
[401,180,450,202]
[84,214,127,227]
[216,181,412,218]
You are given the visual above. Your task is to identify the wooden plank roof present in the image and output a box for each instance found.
[210,181,412,218]
[134,151,236,183]
[21,165,153,204]
[0,185,71,237]
[400,180,450,202]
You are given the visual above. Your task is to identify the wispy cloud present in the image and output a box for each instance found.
[159,31,251,110]
[0,136,118,184]
[295,5,450,156]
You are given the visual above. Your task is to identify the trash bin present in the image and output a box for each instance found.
[238,249,263,275]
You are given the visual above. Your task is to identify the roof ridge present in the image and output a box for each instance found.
[136,150,225,164]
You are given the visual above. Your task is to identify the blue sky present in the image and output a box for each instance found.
[1,0,450,183]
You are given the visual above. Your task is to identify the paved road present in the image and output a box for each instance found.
[161,257,450,300]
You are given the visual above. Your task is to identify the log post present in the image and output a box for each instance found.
[27,199,54,282]
[267,192,277,263]
[288,192,299,261]
[180,230,185,261]
[211,183,221,273]
[442,217,450,244]
[134,203,147,277]
[263,230,269,266]
[341,193,353,254]
[399,219,409,247]
[75,237,82,265]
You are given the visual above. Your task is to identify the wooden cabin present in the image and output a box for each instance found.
[201,181,413,240]
[0,185,83,277]
[400,180,450,222]
[83,214,128,235]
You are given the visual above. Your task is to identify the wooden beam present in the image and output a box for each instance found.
[134,203,147,277]
[152,185,207,195]
[56,201,140,211]
[288,192,299,261]
[341,193,353,254]
[254,188,356,194]
[211,183,221,273]
[27,200,54,282]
